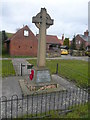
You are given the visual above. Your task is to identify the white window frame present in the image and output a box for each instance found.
[24,30,29,36]
[79,41,81,44]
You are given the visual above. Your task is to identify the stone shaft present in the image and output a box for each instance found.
[32,8,53,68]
[37,9,46,67]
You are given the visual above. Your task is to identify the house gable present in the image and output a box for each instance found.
[8,25,38,56]
[75,30,90,49]
[75,35,86,49]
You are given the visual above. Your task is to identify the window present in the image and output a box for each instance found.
[79,41,81,44]
[24,30,29,36]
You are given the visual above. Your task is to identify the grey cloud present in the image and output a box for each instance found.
[1,0,89,39]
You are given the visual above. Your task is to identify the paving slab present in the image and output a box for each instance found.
[2,76,23,99]
[52,74,78,90]
[2,74,79,98]
[0,77,2,97]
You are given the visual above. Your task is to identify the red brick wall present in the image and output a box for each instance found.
[9,26,38,56]
[75,35,86,49]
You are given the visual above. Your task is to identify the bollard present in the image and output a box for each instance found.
[21,63,22,76]
[56,63,58,74]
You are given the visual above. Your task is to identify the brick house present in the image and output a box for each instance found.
[75,30,90,50]
[5,25,38,56]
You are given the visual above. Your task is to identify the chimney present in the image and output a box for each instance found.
[62,34,64,41]
[84,30,89,36]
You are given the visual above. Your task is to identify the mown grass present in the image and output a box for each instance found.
[28,59,89,88]
[0,60,15,77]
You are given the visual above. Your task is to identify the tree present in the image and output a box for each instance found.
[63,38,69,48]
[2,30,8,44]
[70,35,76,50]
[2,31,8,55]
[79,42,85,50]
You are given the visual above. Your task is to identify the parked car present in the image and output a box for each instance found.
[61,49,68,55]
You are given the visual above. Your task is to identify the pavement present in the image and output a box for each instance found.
[52,74,78,90]
[0,77,2,97]
[1,74,85,98]
[2,76,23,98]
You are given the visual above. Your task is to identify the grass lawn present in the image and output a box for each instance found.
[0,60,15,77]
[28,59,89,88]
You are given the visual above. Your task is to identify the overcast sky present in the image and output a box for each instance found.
[0,0,89,40]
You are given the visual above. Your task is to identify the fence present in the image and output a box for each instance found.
[0,88,88,119]
[56,63,89,89]
[1,62,89,89]
[1,63,33,77]
[1,64,16,77]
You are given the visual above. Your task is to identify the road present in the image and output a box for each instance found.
[0,55,89,62]
[46,55,89,62]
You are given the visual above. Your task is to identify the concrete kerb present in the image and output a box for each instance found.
[19,79,66,97]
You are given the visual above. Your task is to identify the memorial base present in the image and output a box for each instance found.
[19,67,66,96]
[19,79,66,96]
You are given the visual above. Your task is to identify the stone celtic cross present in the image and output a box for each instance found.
[32,8,53,67]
